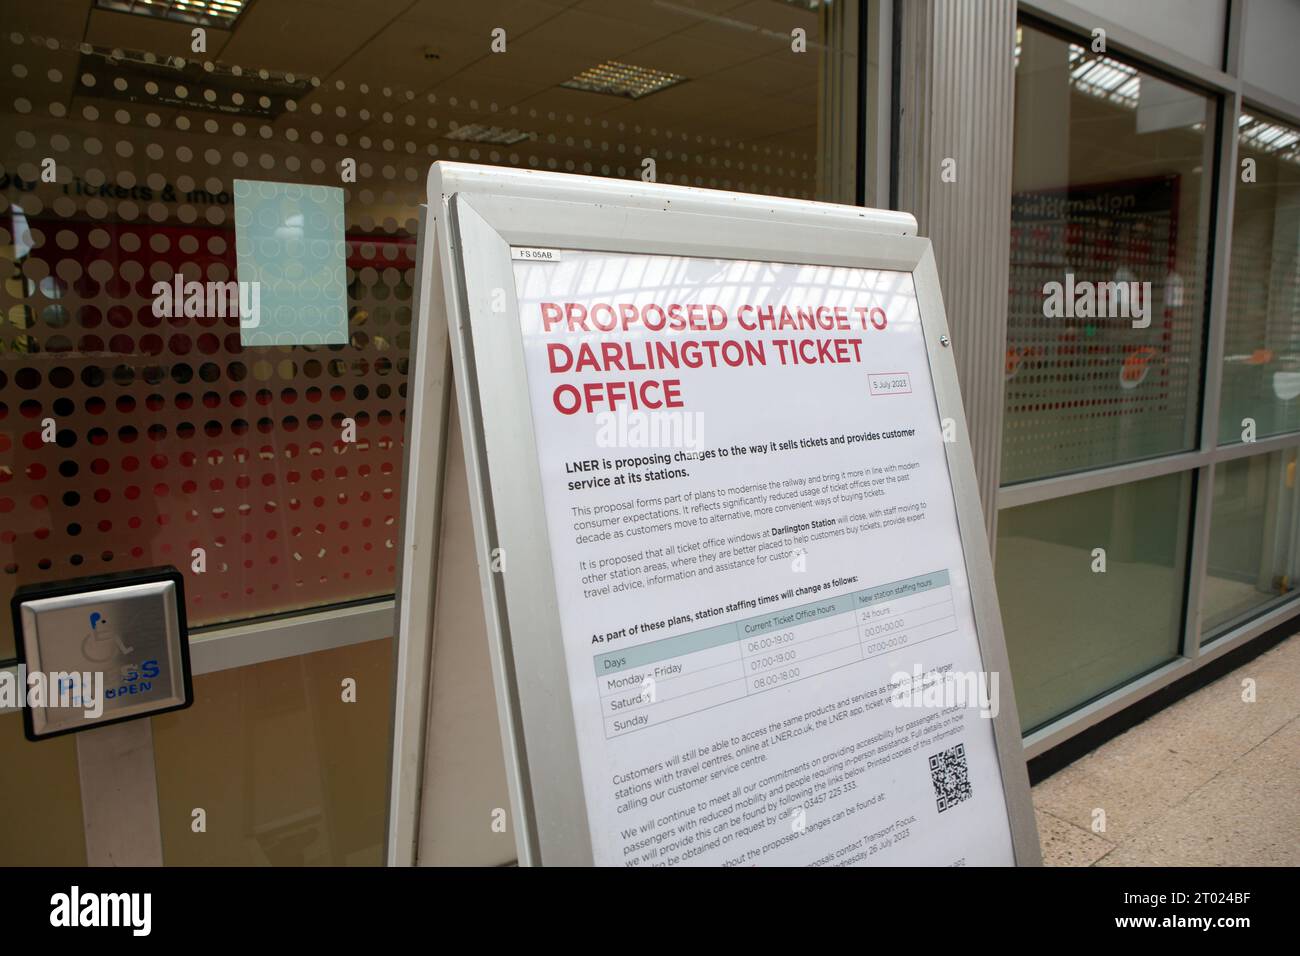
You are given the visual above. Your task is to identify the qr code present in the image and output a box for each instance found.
[928,743,973,813]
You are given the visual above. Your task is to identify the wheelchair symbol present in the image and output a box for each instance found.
[81,611,133,663]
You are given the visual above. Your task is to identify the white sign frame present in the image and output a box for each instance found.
[390,162,1041,867]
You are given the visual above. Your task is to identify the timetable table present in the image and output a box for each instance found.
[593,569,958,738]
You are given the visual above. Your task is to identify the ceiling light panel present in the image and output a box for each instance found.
[561,60,687,100]
[445,124,535,146]
[95,0,248,30]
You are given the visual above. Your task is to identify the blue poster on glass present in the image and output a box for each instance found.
[234,179,348,346]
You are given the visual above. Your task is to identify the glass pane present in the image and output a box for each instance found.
[0,1,861,659]
[1003,22,1216,484]
[1202,448,1300,637]
[1218,110,1300,444]
[995,471,1192,732]
[0,221,412,658]
[152,637,390,865]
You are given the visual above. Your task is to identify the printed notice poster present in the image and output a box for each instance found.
[511,250,1015,866]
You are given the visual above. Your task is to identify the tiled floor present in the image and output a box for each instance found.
[1032,634,1300,866]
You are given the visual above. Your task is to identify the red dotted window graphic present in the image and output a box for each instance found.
[1,216,411,650]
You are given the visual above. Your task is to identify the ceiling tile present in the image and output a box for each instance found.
[219,0,410,76]
[6,0,93,38]
[622,34,763,78]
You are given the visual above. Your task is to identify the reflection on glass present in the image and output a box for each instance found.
[1219,111,1300,444]
[995,472,1191,732]
[1202,448,1299,637]
[1003,22,1215,483]
[0,0,860,659]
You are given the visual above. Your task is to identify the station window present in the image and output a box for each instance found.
[0,1,859,659]
[995,471,1192,733]
[0,0,861,865]
[1003,20,1217,484]
[1218,110,1300,444]
[1202,447,1299,639]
